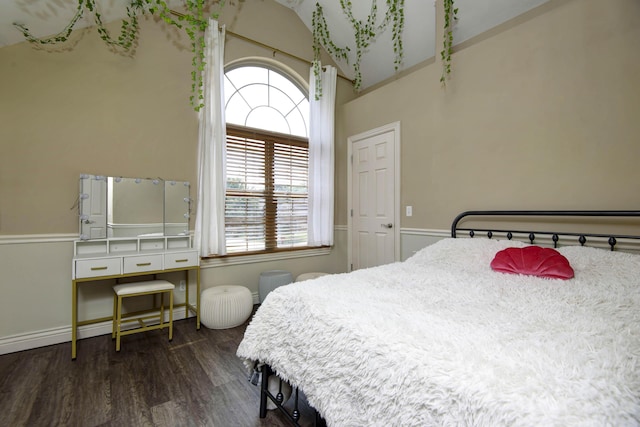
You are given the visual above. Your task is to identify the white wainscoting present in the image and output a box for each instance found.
[5,226,635,355]
[0,308,194,356]
[0,230,346,356]
[400,228,450,261]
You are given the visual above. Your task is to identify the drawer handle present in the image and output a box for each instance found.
[90,266,108,271]
[136,262,152,267]
[174,259,189,263]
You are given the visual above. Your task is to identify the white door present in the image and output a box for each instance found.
[348,122,400,271]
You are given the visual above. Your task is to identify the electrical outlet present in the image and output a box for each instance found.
[406,205,413,217]
[179,280,186,291]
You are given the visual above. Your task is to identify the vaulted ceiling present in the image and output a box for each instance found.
[275,0,550,89]
[1,0,549,90]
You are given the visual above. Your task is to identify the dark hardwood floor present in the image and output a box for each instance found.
[0,309,317,427]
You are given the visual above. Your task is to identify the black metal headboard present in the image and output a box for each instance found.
[451,210,640,251]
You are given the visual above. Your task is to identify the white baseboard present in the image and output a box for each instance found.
[0,307,193,356]
[0,293,261,356]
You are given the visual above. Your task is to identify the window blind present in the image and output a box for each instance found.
[225,126,309,254]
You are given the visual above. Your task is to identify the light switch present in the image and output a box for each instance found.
[406,206,413,217]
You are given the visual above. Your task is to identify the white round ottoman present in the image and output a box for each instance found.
[201,286,253,329]
[295,272,329,282]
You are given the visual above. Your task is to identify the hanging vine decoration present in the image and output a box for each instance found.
[440,0,457,84]
[13,0,220,111]
[340,0,379,92]
[14,0,142,51]
[179,0,208,111]
[387,0,404,71]
[311,0,405,98]
[311,3,350,100]
[143,0,212,110]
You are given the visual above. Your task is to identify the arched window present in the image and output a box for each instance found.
[225,64,309,137]
[223,63,310,254]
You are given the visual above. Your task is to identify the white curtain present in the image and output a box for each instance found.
[307,64,337,246]
[195,19,226,257]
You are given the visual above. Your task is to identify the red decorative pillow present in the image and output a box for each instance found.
[490,246,574,279]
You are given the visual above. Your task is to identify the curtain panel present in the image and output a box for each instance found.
[307,65,337,246]
[195,19,227,257]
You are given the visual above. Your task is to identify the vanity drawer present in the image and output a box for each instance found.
[76,257,121,279]
[123,254,163,274]
[164,251,199,269]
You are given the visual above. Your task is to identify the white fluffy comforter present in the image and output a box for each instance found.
[236,238,640,426]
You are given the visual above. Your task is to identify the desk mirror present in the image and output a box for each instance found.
[79,174,190,240]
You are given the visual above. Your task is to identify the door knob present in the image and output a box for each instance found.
[381,223,393,229]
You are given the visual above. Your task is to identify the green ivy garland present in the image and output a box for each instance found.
[14,0,142,51]
[16,1,451,103]
[440,0,457,84]
[311,3,350,100]
[311,0,405,98]
[13,0,219,111]
[179,0,209,111]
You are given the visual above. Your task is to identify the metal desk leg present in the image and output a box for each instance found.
[184,270,189,320]
[196,267,201,330]
[72,279,78,360]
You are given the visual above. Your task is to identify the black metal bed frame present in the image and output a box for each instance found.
[256,210,640,425]
[258,364,325,426]
[451,210,640,250]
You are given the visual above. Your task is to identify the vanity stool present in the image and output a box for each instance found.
[112,280,175,352]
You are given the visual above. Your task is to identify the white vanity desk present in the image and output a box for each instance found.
[71,235,200,360]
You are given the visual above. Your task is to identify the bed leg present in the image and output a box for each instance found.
[314,408,326,427]
[292,388,300,422]
[259,364,270,418]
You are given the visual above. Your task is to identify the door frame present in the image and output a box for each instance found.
[347,121,401,271]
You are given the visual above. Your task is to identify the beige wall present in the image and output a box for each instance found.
[339,0,640,230]
[3,0,637,238]
[0,18,196,235]
[0,0,352,345]
[0,0,351,236]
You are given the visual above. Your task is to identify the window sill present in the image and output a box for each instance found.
[200,246,332,268]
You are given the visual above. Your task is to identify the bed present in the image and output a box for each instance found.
[236,210,640,426]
